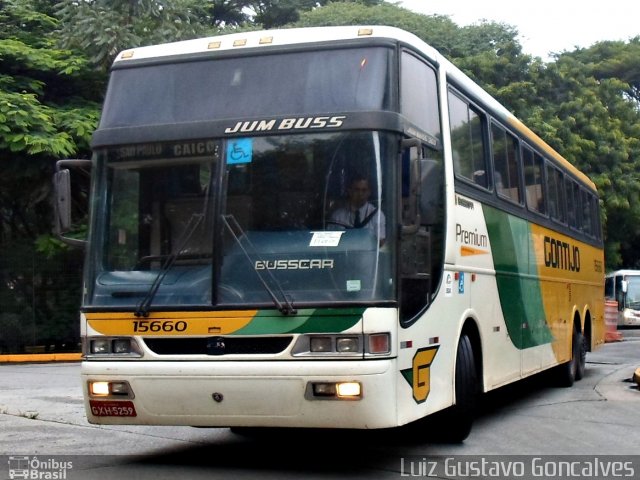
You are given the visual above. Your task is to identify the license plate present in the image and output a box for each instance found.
[90,400,137,417]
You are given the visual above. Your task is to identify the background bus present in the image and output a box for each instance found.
[605,270,640,326]
[55,26,604,442]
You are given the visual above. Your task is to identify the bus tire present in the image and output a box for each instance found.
[556,327,583,387]
[575,331,587,381]
[437,334,478,443]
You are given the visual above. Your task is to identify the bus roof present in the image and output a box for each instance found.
[606,269,640,277]
[113,25,596,193]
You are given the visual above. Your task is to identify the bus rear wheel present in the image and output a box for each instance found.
[556,327,585,387]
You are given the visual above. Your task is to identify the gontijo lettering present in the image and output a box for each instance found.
[544,236,580,272]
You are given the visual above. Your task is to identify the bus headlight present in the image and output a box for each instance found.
[336,337,359,353]
[310,336,332,352]
[88,380,134,398]
[85,337,143,358]
[292,333,391,357]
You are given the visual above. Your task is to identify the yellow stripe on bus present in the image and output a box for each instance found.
[86,311,258,336]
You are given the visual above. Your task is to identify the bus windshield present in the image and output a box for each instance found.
[87,131,397,310]
[624,276,640,310]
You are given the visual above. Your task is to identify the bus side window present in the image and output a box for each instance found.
[491,122,522,204]
[523,147,546,214]
[448,90,489,189]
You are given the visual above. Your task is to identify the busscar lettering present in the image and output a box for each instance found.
[224,116,346,134]
[544,236,580,272]
[254,259,334,270]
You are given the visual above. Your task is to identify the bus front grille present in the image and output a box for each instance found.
[142,336,293,356]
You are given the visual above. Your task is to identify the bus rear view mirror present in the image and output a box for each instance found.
[53,159,92,247]
[54,169,72,232]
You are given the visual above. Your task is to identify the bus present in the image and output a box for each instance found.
[54,26,605,441]
[605,270,640,326]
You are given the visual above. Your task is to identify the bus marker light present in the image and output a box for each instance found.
[259,36,273,45]
[207,41,221,50]
[358,28,373,36]
[233,39,247,47]
[368,333,390,354]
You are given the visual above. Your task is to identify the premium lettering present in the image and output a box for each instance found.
[456,224,488,247]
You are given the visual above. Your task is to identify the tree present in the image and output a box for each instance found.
[55,0,210,71]
[537,46,640,268]
[0,0,101,352]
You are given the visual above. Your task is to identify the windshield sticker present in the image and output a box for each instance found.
[226,138,253,164]
[309,231,344,247]
[346,280,361,292]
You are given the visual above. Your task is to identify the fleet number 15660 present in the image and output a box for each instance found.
[133,320,187,333]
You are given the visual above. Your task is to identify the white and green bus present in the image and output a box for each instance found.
[55,26,605,441]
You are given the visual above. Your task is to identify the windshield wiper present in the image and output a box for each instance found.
[134,213,204,317]
[221,214,297,315]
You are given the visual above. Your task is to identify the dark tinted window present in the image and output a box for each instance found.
[547,164,566,223]
[523,147,545,214]
[401,52,440,143]
[100,47,392,128]
[491,123,521,203]
[449,91,489,188]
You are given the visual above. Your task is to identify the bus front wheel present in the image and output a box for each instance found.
[435,333,478,443]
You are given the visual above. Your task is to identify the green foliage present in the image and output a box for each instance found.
[520,52,640,269]
[55,0,211,71]
[0,0,100,352]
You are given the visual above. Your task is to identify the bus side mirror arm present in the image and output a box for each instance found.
[54,159,92,248]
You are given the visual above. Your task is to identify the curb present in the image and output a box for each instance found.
[0,353,82,363]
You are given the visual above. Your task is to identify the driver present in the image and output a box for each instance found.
[329,175,386,245]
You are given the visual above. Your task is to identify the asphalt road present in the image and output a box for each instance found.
[1,329,639,479]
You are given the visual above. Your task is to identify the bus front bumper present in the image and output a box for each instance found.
[81,359,397,429]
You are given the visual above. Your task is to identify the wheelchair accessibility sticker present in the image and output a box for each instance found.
[226,138,253,164]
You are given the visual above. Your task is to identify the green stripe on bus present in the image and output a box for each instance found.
[233,307,365,335]
[484,206,553,349]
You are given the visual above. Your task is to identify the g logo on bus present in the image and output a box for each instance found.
[401,346,439,404]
